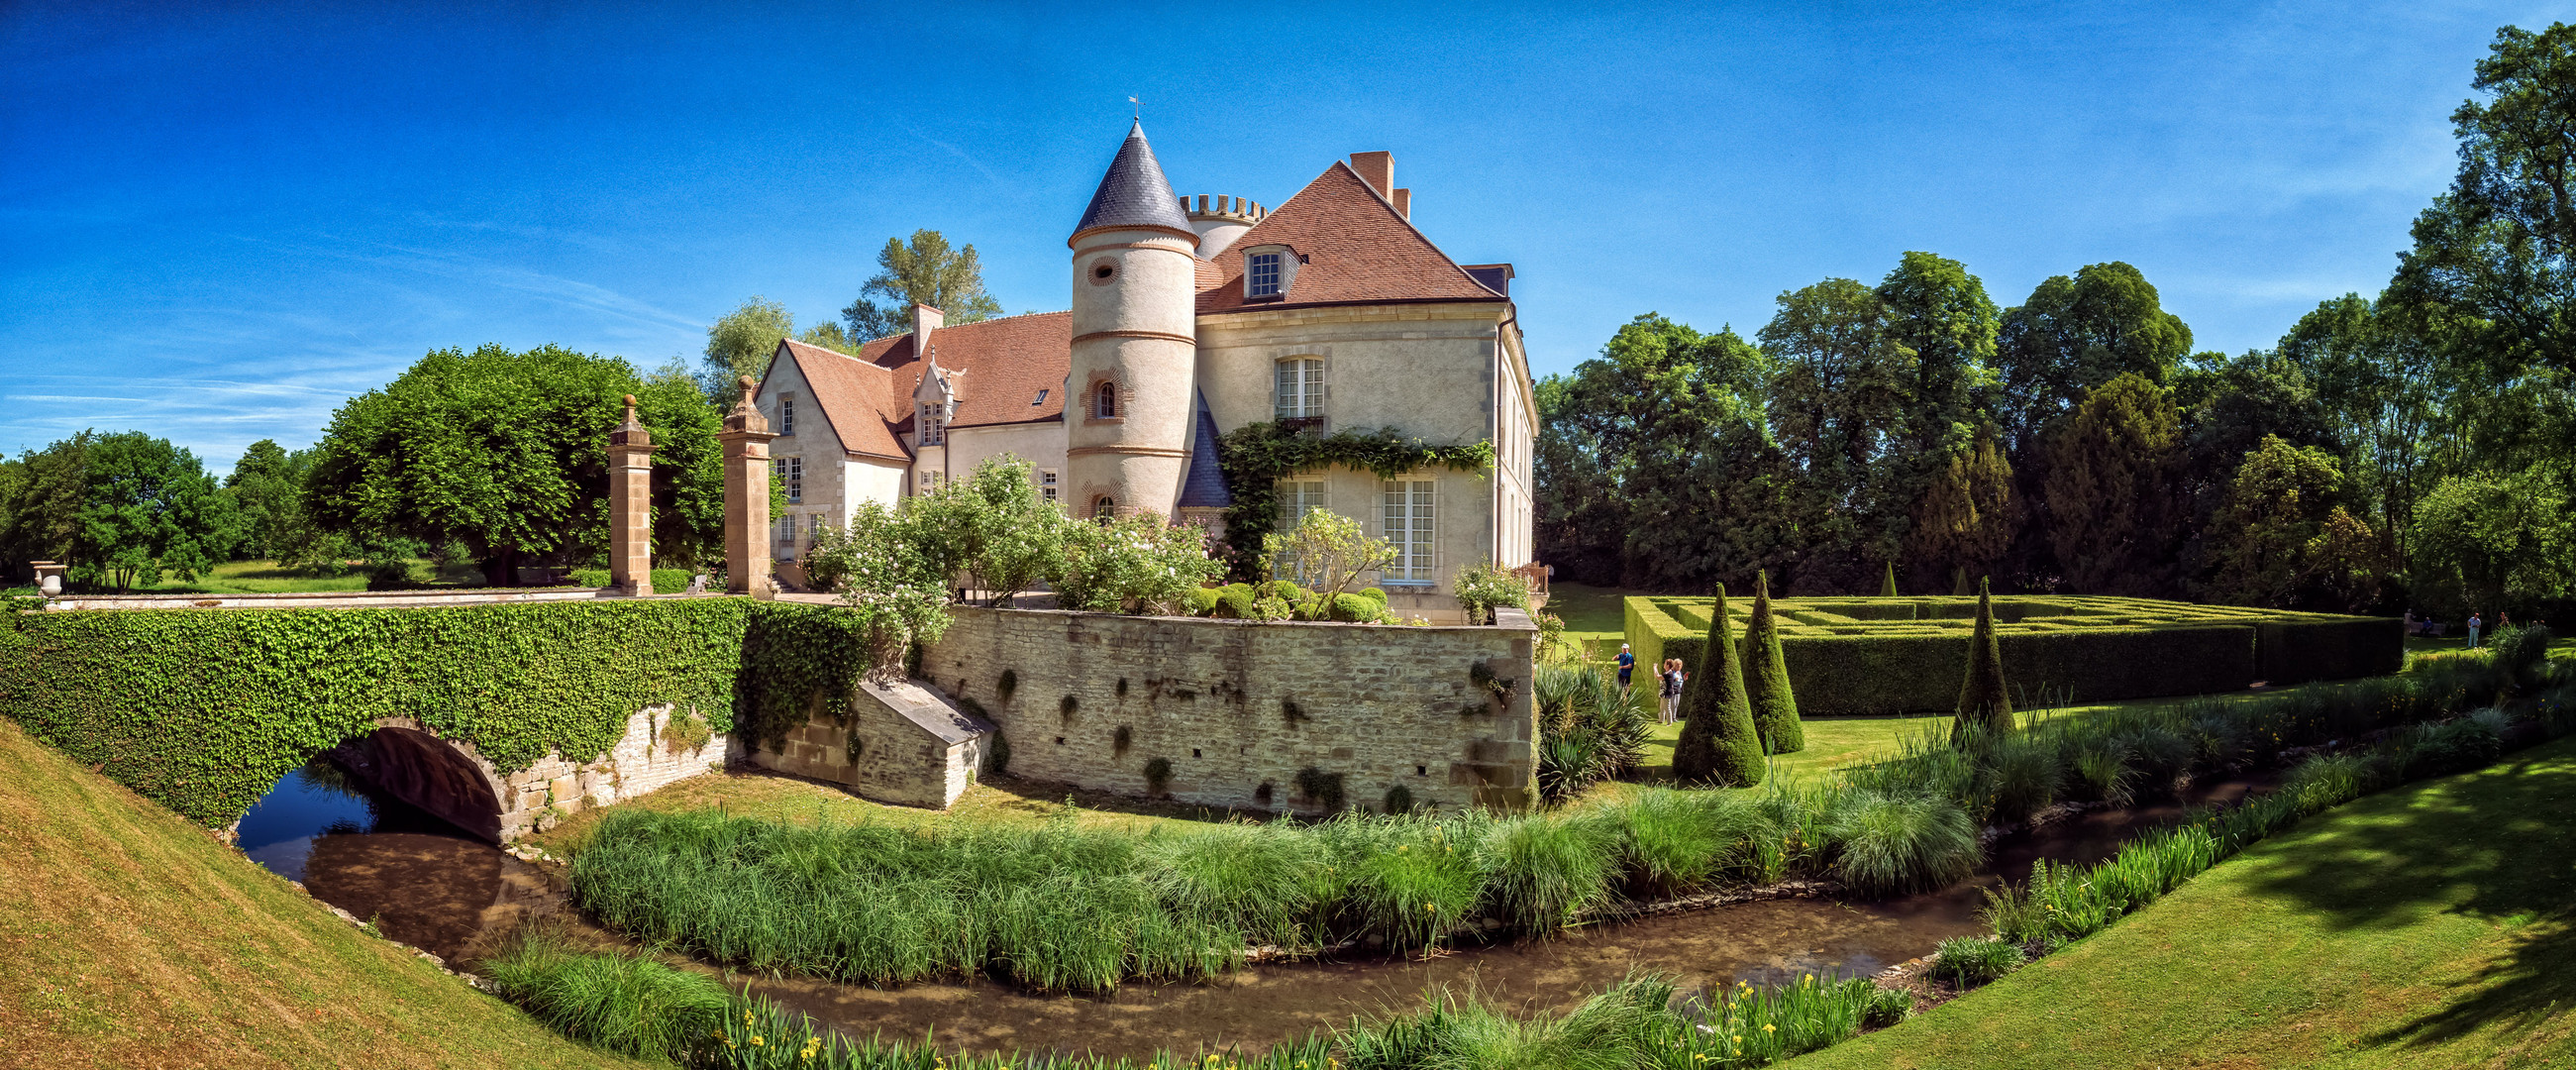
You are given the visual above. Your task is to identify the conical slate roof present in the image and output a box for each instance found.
[1072,121,1193,238]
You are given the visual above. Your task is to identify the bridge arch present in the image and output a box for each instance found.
[325,720,510,843]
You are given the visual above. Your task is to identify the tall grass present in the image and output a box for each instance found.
[1823,788,1981,896]
[477,926,731,1061]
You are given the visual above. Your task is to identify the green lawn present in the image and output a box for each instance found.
[1793,734,2576,1069]
[0,716,638,1070]
[119,559,487,594]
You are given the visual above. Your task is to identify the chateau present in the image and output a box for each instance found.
[749,123,1536,620]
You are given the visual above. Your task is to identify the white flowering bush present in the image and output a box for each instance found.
[1056,512,1225,614]
[908,456,1068,604]
[801,501,950,679]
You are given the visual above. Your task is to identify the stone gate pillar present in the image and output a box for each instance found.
[720,374,777,599]
[607,395,656,595]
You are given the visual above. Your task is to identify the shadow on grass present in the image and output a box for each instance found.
[2235,743,2576,1052]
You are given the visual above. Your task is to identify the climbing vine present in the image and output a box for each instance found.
[734,600,878,753]
[1215,422,1495,581]
[0,599,752,826]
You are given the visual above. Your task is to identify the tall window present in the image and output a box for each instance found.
[1038,469,1059,503]
[809,514,827,537]
[779,393,795,435]
[1382,479,1435,584]
[918,403,945,445]
[1275,480,1328,582]
[773,516,793,544]
[1248,252,1283,296]
[1275,359,1324,420]
[774,457,802,504]
[1095,381,1117,419]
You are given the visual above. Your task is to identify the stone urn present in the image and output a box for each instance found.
[30,561,64,597]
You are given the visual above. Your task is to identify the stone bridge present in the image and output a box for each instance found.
[310,706,730,842]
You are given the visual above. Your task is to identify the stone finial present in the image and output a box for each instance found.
[725,375,770,435]
[610,393,651,447]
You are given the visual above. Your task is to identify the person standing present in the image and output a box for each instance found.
[1659,658,1686,724]
[2468,611,2483,650]
[1616,644,1635,692]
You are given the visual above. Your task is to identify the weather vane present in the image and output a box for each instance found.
[1129,95,1140,120]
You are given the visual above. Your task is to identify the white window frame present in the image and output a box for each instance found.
[778,393,795,436]
[1248,251,1283,296]
[1275,358,1325,420]
[918,403,946,446]
[1094,381,1117,419]
[1381,476,1436,586]
[1038,468,1059,503]
[773,456,801,504]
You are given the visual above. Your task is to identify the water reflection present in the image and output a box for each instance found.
[236,756,534,961]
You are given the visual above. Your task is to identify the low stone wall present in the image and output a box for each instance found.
[920,606,1539,812]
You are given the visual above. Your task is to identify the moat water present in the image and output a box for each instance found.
[240,763,2270,1059]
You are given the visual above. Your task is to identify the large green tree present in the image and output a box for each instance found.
[0,432,94,583]
[2276,294,2443,566]
[1995,262,2194,456]
[1534,314,1795,590]
[2389,23,2576,381]
[698,297,856,406]
[2411,466,2576,615]
[2038,373,2187,594]
[840,230,1007,341]
[2199,435,2391,610]
[66,432,237,591]
[307,344,726,586]
[221,439,324,563]
[1760,277,1911,587]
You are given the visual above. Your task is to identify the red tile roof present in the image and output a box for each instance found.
[1197,160,1506,314]
[767,339,912,462]
[860,310,1072,430]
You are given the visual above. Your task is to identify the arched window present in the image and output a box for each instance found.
[1093,496,1117,521]
[1095,381,1118,419]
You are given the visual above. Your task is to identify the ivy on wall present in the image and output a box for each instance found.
[734,600,877,753]
[0,599,758,826]
[1215,422,1495,581]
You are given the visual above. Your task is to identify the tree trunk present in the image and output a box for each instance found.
[479,546,520,588]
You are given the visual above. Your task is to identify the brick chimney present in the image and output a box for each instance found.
[1349,152,1392,202]
[1392,187,1411,220]
[911,303,943,355]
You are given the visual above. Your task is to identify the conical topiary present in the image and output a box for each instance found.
[1952,577,2012,743]
[1674,584,1767,787]
[1743,570,1804,754]
[1880,561,1900,596]
[1951,565,1971,596]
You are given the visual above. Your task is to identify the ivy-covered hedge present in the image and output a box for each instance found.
[734,600,879,752]
[1626,594,2402,714]
[0,599,754,826]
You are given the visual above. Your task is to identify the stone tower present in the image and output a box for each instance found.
[1066,122,1197,519]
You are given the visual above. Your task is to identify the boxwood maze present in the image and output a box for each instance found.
[1624,595,2401,714]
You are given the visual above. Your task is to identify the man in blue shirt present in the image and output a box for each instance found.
[1616,644,1635,692]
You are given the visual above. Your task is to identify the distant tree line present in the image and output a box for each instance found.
[0,230,1003,592]
[1537,24,2576,619]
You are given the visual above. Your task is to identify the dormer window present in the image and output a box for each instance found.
[918,403,946,446]
[1248,252,1283,296]
[1032,388,1049,406]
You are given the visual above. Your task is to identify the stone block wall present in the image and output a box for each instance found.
[419,703,730,839]
[751,681,990,808]
[920,606,1538,812]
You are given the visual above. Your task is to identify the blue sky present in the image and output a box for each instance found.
[2,1,2560,474]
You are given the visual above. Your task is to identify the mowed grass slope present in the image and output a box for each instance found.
[1795,734,2576,1069]
[0,717,639,1070]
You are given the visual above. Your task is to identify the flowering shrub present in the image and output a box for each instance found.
[907,455,1068,604]
[1056,512,1225,614]
[1452,560,1532,624]
[800,501,950,679]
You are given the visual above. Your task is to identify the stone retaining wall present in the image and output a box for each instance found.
[362,704,731,839]
[920,607,1539,812]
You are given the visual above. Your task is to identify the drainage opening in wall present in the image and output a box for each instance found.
[1054,736,1066,745]
[1190,748,1201,758]
[1415,765,1427,776]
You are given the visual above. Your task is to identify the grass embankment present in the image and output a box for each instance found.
[1796,733,2576,1069]
[117,558,487,594]
[0,716,637,1070]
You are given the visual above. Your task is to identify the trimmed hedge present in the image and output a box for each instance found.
[0,598,772,826]
[1627,594,2397,714]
